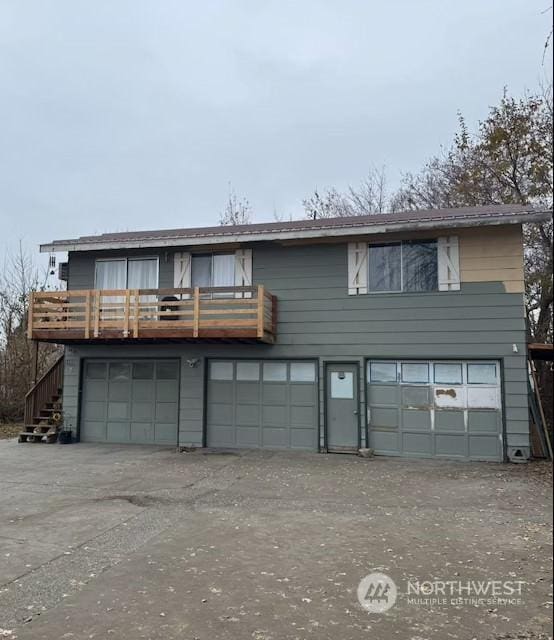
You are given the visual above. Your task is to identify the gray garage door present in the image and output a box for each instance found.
[367,360,503,461]
[207,360,318,450]
[81,359,179,445]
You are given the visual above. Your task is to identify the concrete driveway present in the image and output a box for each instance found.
[0,440,551,640]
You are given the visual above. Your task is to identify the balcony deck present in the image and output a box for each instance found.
[28,286,277,344]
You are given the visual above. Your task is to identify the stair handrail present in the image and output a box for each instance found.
[24,354,65,427]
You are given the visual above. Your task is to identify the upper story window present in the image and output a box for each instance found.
[368,240,438,293]
[191,254,235,288]
[95,257,158,290]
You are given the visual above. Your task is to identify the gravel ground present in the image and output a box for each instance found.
[0,441,551,640]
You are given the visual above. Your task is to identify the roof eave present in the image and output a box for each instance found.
[39,211,551,253]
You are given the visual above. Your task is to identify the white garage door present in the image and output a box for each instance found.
[367,360,503,461]
[207,360,319,450]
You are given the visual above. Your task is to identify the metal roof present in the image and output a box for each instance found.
[40,205,552,252]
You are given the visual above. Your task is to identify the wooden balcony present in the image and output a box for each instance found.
[28,286,277,344]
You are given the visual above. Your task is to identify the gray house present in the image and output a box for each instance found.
[26,204,550,461]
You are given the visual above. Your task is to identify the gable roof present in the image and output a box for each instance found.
[40,204,551,252]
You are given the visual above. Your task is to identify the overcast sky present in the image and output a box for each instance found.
[0,0,552,267]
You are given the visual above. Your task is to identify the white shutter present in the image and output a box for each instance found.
[437,236,460,291]
[173,251,192,298]
[234,249,253,298]
[347,242,368,295]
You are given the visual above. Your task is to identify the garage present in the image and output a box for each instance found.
[367,360,503,461]
[206,360,319,450]
[80,359,179,445]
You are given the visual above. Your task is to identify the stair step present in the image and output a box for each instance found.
[19,432,59,444]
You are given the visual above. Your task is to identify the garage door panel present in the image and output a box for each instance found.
[208,403,233,424]
[109,362,131,380]
[83,401,106,421]
[107,402,129,420]
[262,427,287,448]
[156,380,179,402]
[435,410,465,431]
[290,405,316,427]
[208,381,233,402]
[208,425,234,447]
[81,421,106,441]
[291,427,317,449]
[236,382,260,404]
[262,384,287,404]
[435,433,467,457]
[290,385,316,405]
[108,382,130,402]
[401,409,431,430]
[236,426,260,447]
[81,359,179,445]
[155,402,178,423]
[156,361,179,380]
[106,422,130,442]
[468,411,500,433]
[401,386,430,408]
[371,430,400,454]
[131,422,154,443]
[370,407,399,428]
[262,404,287,427]
[83,380,107,402]
[132,380,154,402]
[469,435,500,459]
[154,423,178,444]
[402,432,433,455]
[132,402,153,421]
[236,404,260,426]
[434,386,466,409]
[368,385,399,405]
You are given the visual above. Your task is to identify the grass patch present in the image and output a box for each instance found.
[0,423,22,440]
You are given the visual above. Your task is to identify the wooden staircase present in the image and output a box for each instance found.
[19,355,64,444]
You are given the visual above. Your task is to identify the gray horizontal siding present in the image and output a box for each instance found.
[63,241,529,456]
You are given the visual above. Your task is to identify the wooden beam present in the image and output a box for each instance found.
[27,291,34,339]
[193,287,200,338]
[84,290,91,339]
[257,285,264,338]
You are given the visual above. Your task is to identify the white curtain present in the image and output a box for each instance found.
[128,258,158,316]
[212,254,235,298]
[212,254,235,286]
[95,260,126,290]
[128,258,158,289]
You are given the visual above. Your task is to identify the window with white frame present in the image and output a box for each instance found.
[368,240,438,293]
[95,258,159,290]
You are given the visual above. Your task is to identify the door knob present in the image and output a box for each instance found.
[353,410,359,415]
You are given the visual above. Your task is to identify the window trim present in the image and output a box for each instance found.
[94,256,160,290]
[367,239,438,294]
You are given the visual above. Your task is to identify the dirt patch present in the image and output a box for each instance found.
[0,424,21,440]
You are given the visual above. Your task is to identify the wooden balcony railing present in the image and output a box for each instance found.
[28,286,277,344]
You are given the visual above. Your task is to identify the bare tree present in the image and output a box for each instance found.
[0,243,60,422]
[219,185,253,225]
[303,166,390,218]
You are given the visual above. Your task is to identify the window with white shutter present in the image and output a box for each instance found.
[234,249,253,298]
[437,236,460,291]
[173,252,192,298]
[347,242,368,295]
